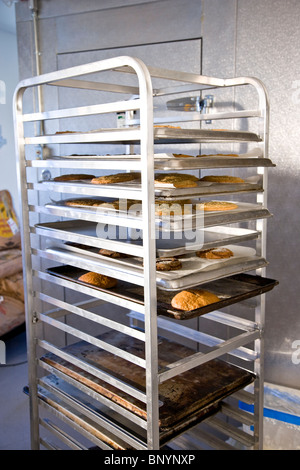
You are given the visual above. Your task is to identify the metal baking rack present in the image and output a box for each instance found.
[14,56,277,450]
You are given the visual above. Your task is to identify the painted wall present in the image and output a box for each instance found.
[0,4,19,214]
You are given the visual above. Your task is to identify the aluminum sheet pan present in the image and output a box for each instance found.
[38,175,262,199]
[43,200,271,231]
[152,127,262,143]
[154,155,275,171]
[34,220,260,257]
[45,149,274,169]
[26,126,262,146]
[44,245,267,291]
[45,266,277,320]
[56,243,256,277]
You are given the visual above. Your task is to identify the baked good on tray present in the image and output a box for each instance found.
[196,247,234,259]
[171,289,220,311]
[156,257,182,271]
[78,271,117,288]
[155,199,192,216]
[99,249,130,258]
[155,172,199,188]
[154,125,181,128]
[195,201,238,211]
[64,198,106,207]
[91,172,140,185]
[197,153,239,157]
[172,153,194,158]
[53,174,94,181]
[200,175,245,183]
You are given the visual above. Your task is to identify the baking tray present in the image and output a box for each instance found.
[40,331,255,435]
[128,273,279,320]
[45,265,277,320]
[154,154,275,170]
[37,374,223,448]
[153,127,262,143]
[34,219,260,257]
[46,149,275,170]
[35,380,137,450]
[38,175,262,199]
[55,242,256,275]
[44,244,267,290]
[43,200,271,230]
[26,126,262,146]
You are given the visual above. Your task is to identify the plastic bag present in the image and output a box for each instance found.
[0,190,21,251]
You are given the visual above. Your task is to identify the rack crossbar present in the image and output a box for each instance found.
[38,339,147,404]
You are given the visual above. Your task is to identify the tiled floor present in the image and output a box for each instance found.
[0,330,31,450]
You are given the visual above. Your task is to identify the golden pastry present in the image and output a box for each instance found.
[200,175,245,183]
[195,201,238,211]
[91,172,140,185]
[78,271,117,288]
[196,247,234,259]
[53,174,94,181]
[171,289,220,311]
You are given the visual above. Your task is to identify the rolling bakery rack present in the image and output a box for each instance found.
[13,56,277,450]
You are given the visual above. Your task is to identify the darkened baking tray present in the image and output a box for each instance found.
[46,265,278,320]
[40,331,255,440]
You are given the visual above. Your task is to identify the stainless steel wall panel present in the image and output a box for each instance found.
[235,0,300,390]
[55,0,202,54]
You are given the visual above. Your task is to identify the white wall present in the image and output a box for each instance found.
[0,5,19,214]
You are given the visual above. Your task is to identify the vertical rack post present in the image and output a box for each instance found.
[133,58,160,449]
[254,78,270,450]
[14,85,40,449]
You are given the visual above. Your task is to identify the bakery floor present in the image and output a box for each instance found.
[0,328,31,450]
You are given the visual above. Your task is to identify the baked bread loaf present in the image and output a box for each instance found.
[195,201,238,211]
[200,175,245,183]
[54,174,94,181]
[155,173,199,188]
[196,247,234,259]
[171,289,220,311]
[78,271,117,288]
[91,172,140,185]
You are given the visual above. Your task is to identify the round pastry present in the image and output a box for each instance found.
[200,175,245,183]
[155,173,199,188]
[196,247,234,259]
[99,249,130,258]
[53,174,94,181]
[171,289,220,311]
[78,271,117,288]
[154,125,181,128]
[172,153,194,158]
[196,153,239,158]
[65,198,105,207]
[155,199,192,216]
[91,172,140,185]
[156,257,182,271]
[195,201,238,211]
